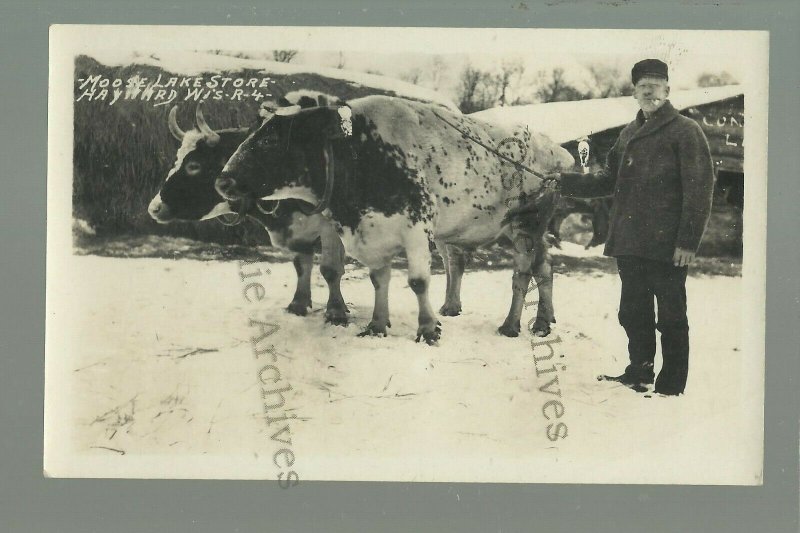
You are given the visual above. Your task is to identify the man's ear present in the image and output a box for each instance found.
[665,85,671,97]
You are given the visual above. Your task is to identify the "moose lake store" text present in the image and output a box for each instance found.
[75,74,276,106]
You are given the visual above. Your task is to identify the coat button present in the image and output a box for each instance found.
[626,156,634,166]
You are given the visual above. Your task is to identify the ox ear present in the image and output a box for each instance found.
[325,105,353,139]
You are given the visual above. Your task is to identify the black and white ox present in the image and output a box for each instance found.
[215,95,573,344]
[147,97,349,325]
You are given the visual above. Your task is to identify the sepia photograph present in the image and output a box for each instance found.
[45,25,767,484]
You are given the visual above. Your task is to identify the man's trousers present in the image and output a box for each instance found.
[615,255,690,394]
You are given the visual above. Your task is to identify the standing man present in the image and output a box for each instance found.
[537,59,714,395]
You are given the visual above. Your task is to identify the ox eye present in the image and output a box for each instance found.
[185,161,202,175]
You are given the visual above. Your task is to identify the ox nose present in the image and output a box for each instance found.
[215,175,240,200]
[148,195,171,222]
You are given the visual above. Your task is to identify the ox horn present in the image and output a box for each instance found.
[167,106,185,141]
[195,103,221,147]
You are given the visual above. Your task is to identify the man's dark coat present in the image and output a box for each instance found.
[560,100,715,262]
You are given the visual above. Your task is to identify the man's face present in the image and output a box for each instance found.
[633,77,670,115]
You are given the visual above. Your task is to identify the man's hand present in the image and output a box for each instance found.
[673,247,696,267]
[544,172,562,180]
[542,172,561,188]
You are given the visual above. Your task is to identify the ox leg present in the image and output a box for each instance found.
[435,240,466,317]
[407,234,441,345]
[549,213,564,249]
[287,252,313,316]
[357,264,392,337]
[498,235,535,338]
[320,228,349,326]
[441,244,467,316]
[528,237,555,337]
[434,239,451,303]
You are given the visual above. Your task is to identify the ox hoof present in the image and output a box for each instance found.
[498,322,521,338]
[286,300,311,316]
[529,318,552,337]
[438,303,462,317]
[415,321,442,346]
[357,321,390,338]
[325,309,349,327]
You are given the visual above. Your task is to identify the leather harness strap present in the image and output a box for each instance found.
[301,139,336,216]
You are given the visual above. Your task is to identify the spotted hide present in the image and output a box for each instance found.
[147,97,349,325]
[216,95,574,343]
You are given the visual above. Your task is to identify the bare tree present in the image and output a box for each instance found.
[400,67,423,85]
[534,68,592,103]
[587,64,634,98]
[456,65,502,113]
[697,71,739,87]
[272,50,298,63]
[457,66,483,113]
[429,55,447,91]
[336,51,346,69]
[496,61,525,106]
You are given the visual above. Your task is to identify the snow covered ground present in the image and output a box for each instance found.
[44,247,762,484]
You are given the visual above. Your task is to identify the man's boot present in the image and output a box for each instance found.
[598,362,654,393]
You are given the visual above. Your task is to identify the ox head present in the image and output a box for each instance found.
[148,104,246,224]
[215,93,352,209]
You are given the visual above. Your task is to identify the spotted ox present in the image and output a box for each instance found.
[147,97,348,325]
[216,95,573,343]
